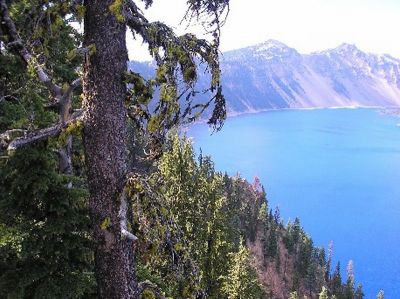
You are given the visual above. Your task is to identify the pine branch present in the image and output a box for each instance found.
[0,0,83,168]
[1,110,83,151]
[0,0,62,98]
[138,281,166,299]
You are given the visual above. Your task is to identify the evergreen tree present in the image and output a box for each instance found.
[354,284,364,299]
[0,146,94,298]
[1,0,229,297]
[0,1,93,297]
[326,241,333,282]
[157,135,235,297]
[331,262,343,298]
[152,135,270,297]
[344,260,355,299]
[0,2,372,298]
[221,242,264,299]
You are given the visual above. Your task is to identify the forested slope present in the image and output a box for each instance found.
[0,132,365,298]
[0,1,367,298]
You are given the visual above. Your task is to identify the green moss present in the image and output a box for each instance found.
[88,43,97,56]
[109,0,125,23]
[147,116,160,133]
[141,289,156,299]
[67,48,77,61]
[50,15,64,32]
[100,217,111,230]
[57,120,83,146]
[76,5,86,22]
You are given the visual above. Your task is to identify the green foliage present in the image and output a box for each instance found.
[141,289,156,299]
[331,262,343,297]
[130,133,361,298]
[126,6,229,155]
[0,145,95,298]
[1,1,368,297]
[263,218,278,258]
[221,242,264,299]
[319,287,329,299]
[0,2,91,297]
[283,218,302,254]
[130,134,267,298]
[109,0,125,22]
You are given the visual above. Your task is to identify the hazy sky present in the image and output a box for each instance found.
[128,0,400,61]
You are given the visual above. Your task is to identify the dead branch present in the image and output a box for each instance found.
[1,110,83,151]
[0,0,62,98]
[119,187,138,242]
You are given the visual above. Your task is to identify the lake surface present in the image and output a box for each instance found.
[188,108,400,298]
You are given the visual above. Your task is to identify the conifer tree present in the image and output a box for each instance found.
[354,284,364,299]
[344,260,355,299]
[1,0,229,297]
[0,1,93,297]
[221,242,264,299]
[0,147,94,298]
[331,262,343,297]
[0,2,370,298]
[326,241,333,282]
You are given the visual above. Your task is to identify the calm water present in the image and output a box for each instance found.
[189,108,400,298]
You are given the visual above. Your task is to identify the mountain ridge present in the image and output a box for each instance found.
[129,40,400,116]
[220,40,400,115]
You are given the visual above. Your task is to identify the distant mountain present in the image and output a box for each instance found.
[130,40,400,115]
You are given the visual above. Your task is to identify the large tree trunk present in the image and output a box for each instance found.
[82,1,137,298]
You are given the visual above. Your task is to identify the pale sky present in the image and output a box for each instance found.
[128,0,400,61]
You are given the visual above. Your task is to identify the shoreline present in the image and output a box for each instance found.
[226,105,400,118]
[183,105,400,130]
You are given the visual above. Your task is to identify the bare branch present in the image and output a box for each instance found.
[0,0,62,98]
[6,125,62,151]
[1,110,83,151]
[45,78,82,113]
[0,129,26,149]
[59,78,82,114]
[119,187,138,242]
[67,78,82,96]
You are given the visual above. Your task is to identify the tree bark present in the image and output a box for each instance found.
[82,1,137,298]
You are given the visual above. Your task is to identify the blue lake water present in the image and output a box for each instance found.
[188,108,400,298]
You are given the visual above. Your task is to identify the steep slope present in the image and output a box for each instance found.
[131,135,362,299]
[130,40,400,115]
[221,40,400,114]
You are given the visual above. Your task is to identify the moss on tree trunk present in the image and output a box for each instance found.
[82,1,137,298]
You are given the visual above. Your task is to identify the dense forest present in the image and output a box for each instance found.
[0,129,366,298]
[0,0,376,298]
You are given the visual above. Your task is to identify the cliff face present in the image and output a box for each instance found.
[221,40,400,115]
[131,40,400,116]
